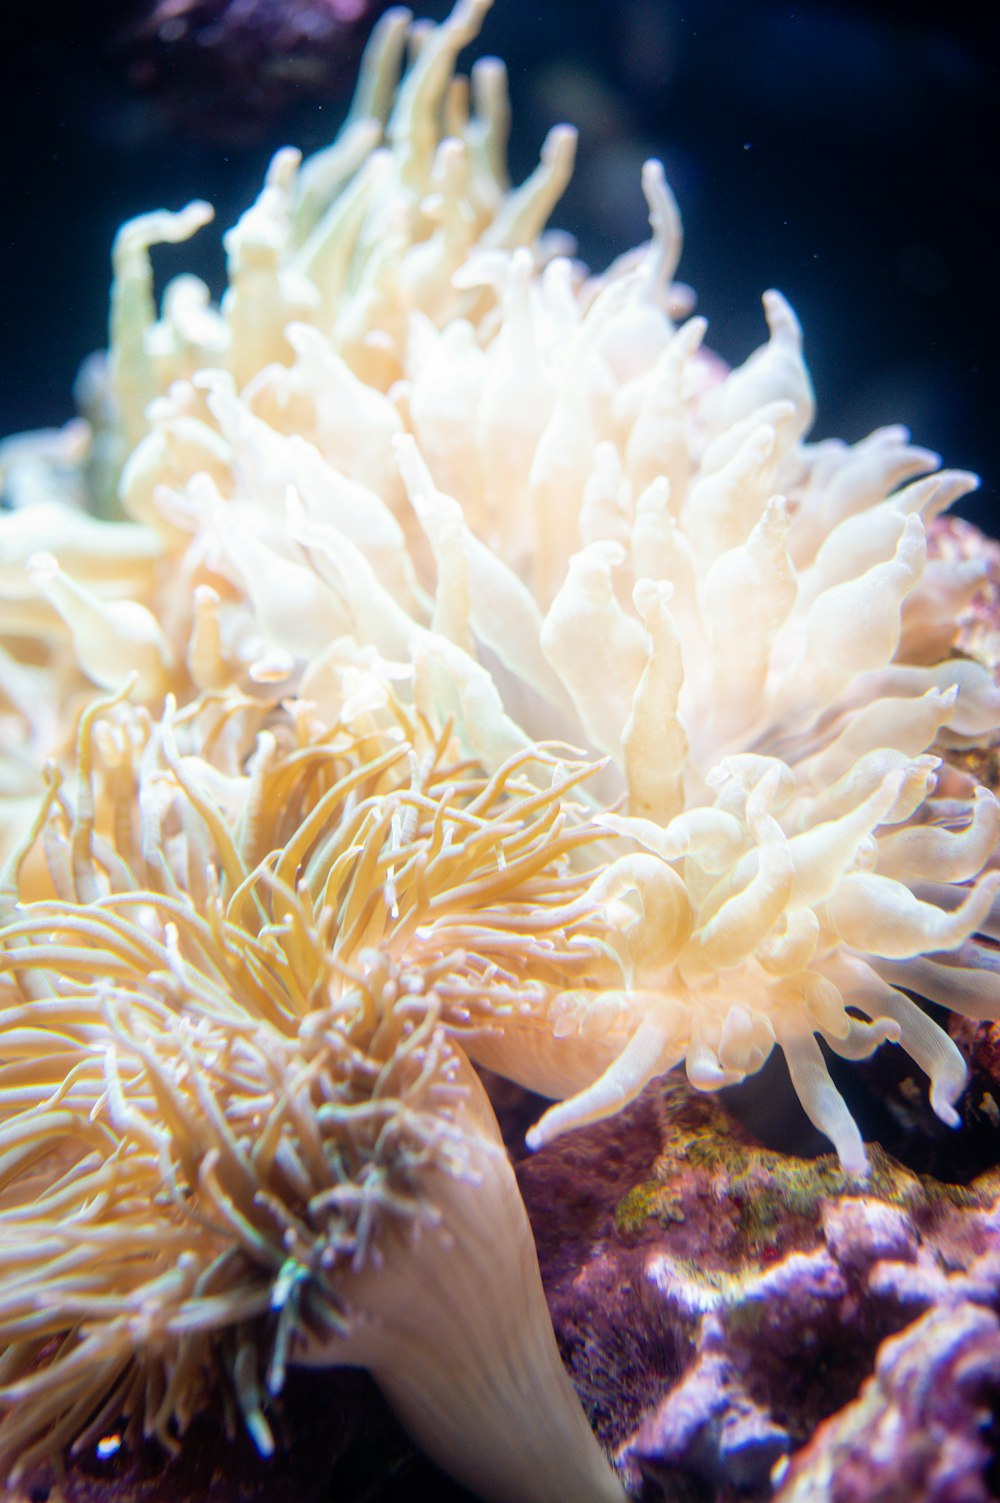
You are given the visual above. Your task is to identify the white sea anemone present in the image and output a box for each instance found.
[2,0,999,1182]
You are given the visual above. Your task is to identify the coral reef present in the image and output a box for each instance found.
[0,0,393,145]
[1,0,999,1498]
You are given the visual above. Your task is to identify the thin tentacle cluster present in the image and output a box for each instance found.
[0,690,623,1500]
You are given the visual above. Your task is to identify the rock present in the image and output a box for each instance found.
[772,1303,1000,1503]
[516,1079,1000,1502]
[116,0,391,141]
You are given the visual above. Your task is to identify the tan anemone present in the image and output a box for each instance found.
[0,689,624,1502]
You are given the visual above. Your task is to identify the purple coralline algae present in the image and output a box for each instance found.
[516,1075,1000,1503]
[773,1304,1000,1503]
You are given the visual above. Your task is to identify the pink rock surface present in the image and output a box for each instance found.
[515,1076,1000,1502]
[772,1303,1000,1503]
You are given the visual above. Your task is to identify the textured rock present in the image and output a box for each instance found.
[516,1080,1000,1503]
[772,1303,1000,1503]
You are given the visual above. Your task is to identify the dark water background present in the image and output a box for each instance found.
[1,0,997,534]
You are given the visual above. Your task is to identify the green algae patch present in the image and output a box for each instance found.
[612,1077,1000,1272]
[614,1182,684,1236]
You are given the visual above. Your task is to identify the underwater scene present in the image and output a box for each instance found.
[0,2,998,1500]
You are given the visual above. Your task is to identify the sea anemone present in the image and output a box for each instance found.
[2,0,1000,1491]
[0,686,624,1501]
[1,0,998,1208]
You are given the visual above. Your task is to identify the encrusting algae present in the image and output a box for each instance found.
[0,0,999,1495]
